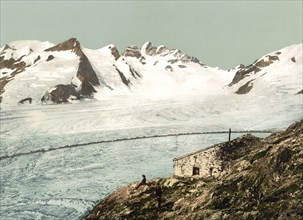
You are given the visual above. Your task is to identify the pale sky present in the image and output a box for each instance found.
[0,0,302,69]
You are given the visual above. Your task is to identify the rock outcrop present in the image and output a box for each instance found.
[122,41,205,66]
[41,84,80,103]
[0,45,29,102]
[235,79,254,94]
[85,120,303,220]
[229,54,280,87]
[45,37,84,57]
[122,45,141,58]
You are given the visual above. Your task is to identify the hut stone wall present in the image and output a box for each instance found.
[173,145,224,178]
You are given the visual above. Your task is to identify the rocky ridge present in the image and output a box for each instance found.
[85,120,303,220]
[123,41,204,66]
[228,44,302,95]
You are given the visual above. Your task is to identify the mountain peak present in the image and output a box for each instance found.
[107,44,120,60]
[122,45,141,58]
[1,44,13,53]
[228,43,303,89]
[141,41,157,56]
[45,37,83,57]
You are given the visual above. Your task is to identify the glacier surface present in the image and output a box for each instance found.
[0,94,302,219]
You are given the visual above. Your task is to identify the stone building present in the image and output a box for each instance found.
[173,144,224,179]
[173,134,260,179]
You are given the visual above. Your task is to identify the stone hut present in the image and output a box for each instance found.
[173,134,260,179]
[173,145,224,179]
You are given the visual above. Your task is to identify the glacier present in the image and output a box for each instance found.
[0,39,302,219]
[1,94,302,219]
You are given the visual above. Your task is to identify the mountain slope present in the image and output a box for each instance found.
[85,120,303,220]
[0,38,100,104]
[228,44,302,95]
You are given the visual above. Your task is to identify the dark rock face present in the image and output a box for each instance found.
[139,56,146,65]
[155,45,169,55]
[168,59,178,64]
[78,79,97,96]
[1,44,13,53]
[296,89,303,94]
[254,55,279,68]
[113,65,130,86]
[229,54,281,87]
[143,42,157,56]
[46,55,54,61]
[229,64,261,86]
[18,97,32,104]
[42,84,80,103]
[122,46,141,58]
[129,66,141,78]
[0,57,27,73]
[85,120,303,220]
[108,45,120,60]
[291,57,296,63]
[73,55,99,97]
[235,80,254,94]
[0,48,28,102]
[77,55,100,86]
[165,65,173,71]
[178,65,186,68]
[191,57,202,64]
[33,55,41,64]
[44,37,100,99]
[45,37,84,57]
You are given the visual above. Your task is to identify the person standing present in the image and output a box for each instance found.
[155,182,162,209]
[136,175,147,189]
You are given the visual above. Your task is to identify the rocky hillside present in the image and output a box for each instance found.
[84,120,303,220]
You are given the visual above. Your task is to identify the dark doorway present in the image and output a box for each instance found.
[193,167,200,176]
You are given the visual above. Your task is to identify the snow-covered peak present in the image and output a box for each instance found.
[96,44,120,62]
[228,43,302,95]
[2,40,54,52]
[0,40,54,60]
[140,41,157,56]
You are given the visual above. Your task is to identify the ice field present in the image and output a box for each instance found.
[1,94,302,219]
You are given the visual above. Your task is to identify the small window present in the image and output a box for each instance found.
[193,167,200,176]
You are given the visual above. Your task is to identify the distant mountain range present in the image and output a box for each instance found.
[0,38,302,105]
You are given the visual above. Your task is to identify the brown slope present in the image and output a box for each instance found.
[84,120,303,220]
